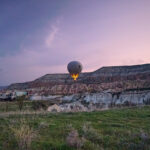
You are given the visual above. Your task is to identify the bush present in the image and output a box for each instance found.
[5,101,9,112]
[16,96,25,111]
[81,122,102,144]
[66,129,85,149]
[10,121,37,150]
[31,100,50,111]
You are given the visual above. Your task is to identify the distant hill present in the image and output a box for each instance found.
[0,86,7,90]
[7,63,150,94]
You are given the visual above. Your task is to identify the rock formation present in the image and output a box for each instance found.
[8,63,150,94]
[7,63,150,111]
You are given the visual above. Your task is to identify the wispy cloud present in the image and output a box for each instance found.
[0,17,66,85]
[45,18,62,47]
[45,25,59,47]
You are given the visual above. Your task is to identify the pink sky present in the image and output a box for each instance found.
[0,0,150,85]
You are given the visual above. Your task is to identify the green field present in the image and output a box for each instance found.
[0,101,150,150]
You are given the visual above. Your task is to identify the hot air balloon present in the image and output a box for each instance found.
[67,61,83,80]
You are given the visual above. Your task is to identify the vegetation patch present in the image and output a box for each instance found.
[0,103,150,150]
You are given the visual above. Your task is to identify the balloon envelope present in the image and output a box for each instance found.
[67,61,82,80]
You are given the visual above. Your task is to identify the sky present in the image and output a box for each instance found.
[0,0,150,86]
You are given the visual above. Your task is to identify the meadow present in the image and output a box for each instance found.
[0,101,150,150]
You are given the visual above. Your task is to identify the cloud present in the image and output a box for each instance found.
[0,17,67,85]
[45,25,59,47]
[1,9,150,86]
[45,17,62,47]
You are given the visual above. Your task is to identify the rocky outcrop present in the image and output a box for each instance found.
[46,90,150,112]
[7,64,150,95]
[47,104,62,112]
[6,63,150,111]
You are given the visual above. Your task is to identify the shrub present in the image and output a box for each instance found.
[81,122,102,144]
[31,100,50,111]
[38,121,49,129]
[83,141,104,150]
[10,122,37,150]
[66,129,85,149]
[5,101,9,112]
[16,95,25,111]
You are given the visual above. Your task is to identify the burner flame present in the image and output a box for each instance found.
[71,74,79,80]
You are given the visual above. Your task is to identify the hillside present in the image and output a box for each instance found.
[0,86,7,90]
[8,63,150,95]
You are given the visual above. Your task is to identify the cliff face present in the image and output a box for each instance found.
[47,90,150,112]
[8,64,150,95]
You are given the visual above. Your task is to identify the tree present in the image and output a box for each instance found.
[16,95,25,111]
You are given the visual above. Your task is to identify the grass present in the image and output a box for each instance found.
[0,101,32,112]
[0,101,150,150]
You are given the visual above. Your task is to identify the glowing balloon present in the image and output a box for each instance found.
[67,61,82,80]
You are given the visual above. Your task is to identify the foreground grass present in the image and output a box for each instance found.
[0,105,150,150]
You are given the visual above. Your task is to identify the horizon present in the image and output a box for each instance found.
[0,0,150,85]
[2,62,150,86]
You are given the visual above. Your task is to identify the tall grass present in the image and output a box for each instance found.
[0,105,149,150]
[10,120,37,150]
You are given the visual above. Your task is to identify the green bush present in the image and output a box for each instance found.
[16,96,25,111]
[31,100,50,111]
